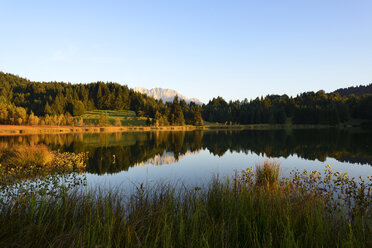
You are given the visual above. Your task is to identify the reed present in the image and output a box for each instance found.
[0,145,87,185]
[0,163,371,247]
[255,160,280,187]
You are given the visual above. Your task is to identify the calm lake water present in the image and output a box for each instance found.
[1,129,372,191]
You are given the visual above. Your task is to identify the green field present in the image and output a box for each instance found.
[76,110,366,129]
[202,121,217,126]
[80,110,149,126]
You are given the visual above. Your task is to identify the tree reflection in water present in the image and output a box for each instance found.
[0,128,371,175]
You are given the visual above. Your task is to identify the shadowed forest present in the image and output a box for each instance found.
[1,72,371,127]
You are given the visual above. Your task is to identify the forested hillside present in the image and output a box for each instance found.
[0,72,203,126]
[0,72,371,126]
[202,91,372,125]
[333,84,372,97]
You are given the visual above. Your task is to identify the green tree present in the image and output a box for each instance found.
[170,96,185,126]
[72,100,85,116]
[43,102,52,115]
[193,110,203,126]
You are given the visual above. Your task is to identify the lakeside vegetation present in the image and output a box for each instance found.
[1,72,371,129]
[0,145,87,186]
[0,161,371,247]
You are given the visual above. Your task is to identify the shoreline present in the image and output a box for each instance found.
[0,124,338,136]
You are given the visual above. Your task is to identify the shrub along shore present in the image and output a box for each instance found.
[0,124,207,136]
[0,123,339,136]
[0,160,371,247]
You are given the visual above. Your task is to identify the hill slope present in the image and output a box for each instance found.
[0,72,159,117]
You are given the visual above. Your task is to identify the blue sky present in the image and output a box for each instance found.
[1,0,371,103]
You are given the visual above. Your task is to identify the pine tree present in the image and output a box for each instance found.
[44,102,52,115]
[193,110,203,126]
[170,96,185,125]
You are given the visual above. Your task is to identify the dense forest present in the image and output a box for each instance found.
[203,91,372,125]
[334,83,372,97]
[0,72,203,126]
[0,72,371,126]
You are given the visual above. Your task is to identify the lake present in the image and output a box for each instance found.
[1,128,372,191]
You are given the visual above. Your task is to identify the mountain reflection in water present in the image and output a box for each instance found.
[0,129,371,175]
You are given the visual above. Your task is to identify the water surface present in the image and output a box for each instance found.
[1,129,372,191]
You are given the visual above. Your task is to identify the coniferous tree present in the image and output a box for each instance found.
[193,109,203,126]
[43,102,52,115]
[3,72,372,127]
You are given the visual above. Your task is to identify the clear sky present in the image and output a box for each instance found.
[1,0,371,103]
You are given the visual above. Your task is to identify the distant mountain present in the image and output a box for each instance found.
[133,87,203,105]
[333,84,372,97]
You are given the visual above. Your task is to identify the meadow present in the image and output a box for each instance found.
[81,110,149,126]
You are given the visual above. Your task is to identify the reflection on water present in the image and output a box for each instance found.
[1,129,372,177]
[135,151,202,167]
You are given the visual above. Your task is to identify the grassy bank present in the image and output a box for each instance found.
[0,109,360,136]
[0,125,209,136]
[81,110,148,126]
[0,123,344,136]
[0,162,371,247]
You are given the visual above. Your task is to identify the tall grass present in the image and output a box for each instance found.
[0,145,87,185]
[255,160,280,187]
[0,145,53,168]
[0,163,371,247]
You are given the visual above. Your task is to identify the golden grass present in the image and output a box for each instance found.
[1,164,372,247]
[0,125,208,136]
[255,160,280,187]
[4,145,54,168]
[0,145,87,185]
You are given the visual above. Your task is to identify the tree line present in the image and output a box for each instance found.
[0,72,203,126]
[1,72,371,126]
[202,91,372,125]
[334,83,372,97]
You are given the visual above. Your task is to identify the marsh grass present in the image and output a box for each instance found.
[0,145,87,185]
[1,145,53,168]
[0,163,371,247]
[255,160,280,187]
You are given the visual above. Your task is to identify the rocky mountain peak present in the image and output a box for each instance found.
[133,87,203,105]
